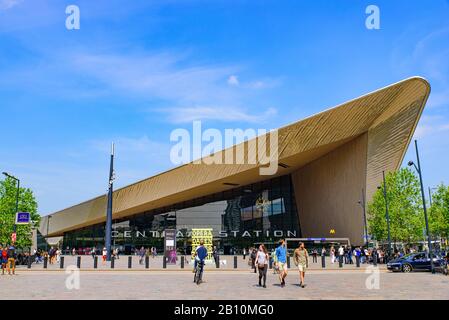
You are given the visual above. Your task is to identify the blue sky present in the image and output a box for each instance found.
[1,0,449,215]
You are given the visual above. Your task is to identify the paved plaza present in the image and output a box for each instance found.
[2,268,448,300]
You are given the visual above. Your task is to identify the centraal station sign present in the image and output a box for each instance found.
[111,229,298,239]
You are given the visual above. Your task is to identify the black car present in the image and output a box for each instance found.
[387,252,445,273]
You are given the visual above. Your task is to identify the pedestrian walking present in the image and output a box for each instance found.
[7,244,16,275]
[91,246,97,259]
[152,247,157,258]
[255,244,268,288]
[213,246,218,265]
[275,239,288,287]
[312,249,317,263]
[56,248,61,264]
[250,248,257,273]
[338,245,344,264]
[102,247,107,265]
[1,245,8,275]
[139,246,145,265]
[330,246,335,264]
[293,242,309,288]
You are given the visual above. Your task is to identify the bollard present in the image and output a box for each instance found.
[339,255,343,268]
[234,256,237,269]
[27,256,32,269]
[60,256,64,269]
[269,257,273,269]
[77,256,81,269]
[94,256,98,269]
[43,256,48,269]
[128,256,132,269]
[373,253,378,266]
[145,256,150,269]
[287,256,291,269]
[181,256,185,269]
[356,255,360,267]
[111,256,115,269]
[163,255,167,269]
[215,255,219,269]
[321,254,326,268]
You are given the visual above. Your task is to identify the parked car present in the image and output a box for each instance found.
[387,252,445,273]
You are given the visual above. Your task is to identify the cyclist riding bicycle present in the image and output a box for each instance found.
[193,240,208,283]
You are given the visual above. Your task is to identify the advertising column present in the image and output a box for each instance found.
[164,229,177,264]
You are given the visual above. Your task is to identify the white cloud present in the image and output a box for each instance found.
[69,51,240,106]
[227,75,239,86]
[90,135,168,155]
[226,75,281,90]
[0,49,282,125]
[160,106,277,123]
[0,0,22,10]
[392,27,449,109]
[414,115,449,139]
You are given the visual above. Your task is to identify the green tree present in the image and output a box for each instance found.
[0,177,40,248]
[429,184,449,242]
[367,168,425,245]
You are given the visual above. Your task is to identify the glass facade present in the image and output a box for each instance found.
[62,174,301,255]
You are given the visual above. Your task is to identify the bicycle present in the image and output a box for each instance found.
[194,259,204,285]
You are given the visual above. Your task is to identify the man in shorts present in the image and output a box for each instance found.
[293,242,309,288]
[7,244,16,275]
[275,239,288,287]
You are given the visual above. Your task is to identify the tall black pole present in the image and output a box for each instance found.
[382,171,392,257]
[105,143,114,261]
[13,179,20,233]
[428,187,433,207]
[414,140,433,273]
[360,188,369,248]
[46,216,51,251]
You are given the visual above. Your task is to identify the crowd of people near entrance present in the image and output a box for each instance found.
[327,245,388,265]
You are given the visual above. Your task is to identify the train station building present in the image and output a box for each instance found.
[39,77,430,254]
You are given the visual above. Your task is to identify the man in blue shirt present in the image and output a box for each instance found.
[275,239,288,287]
[193,240,208,273]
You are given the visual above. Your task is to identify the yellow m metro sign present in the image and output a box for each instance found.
[329,229,336,235]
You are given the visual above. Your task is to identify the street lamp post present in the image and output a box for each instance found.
[46,215,52,251]
[408,139,434,274]
[378,171,392,259]
[105,143,115,262]
[358,188,369,248]
[2,172,20,236]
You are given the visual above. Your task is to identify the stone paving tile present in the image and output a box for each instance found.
[1,269,448,300]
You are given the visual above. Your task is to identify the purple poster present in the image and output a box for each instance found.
[164,229,177,264]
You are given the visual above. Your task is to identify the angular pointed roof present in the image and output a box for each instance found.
[41,77,430,237]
